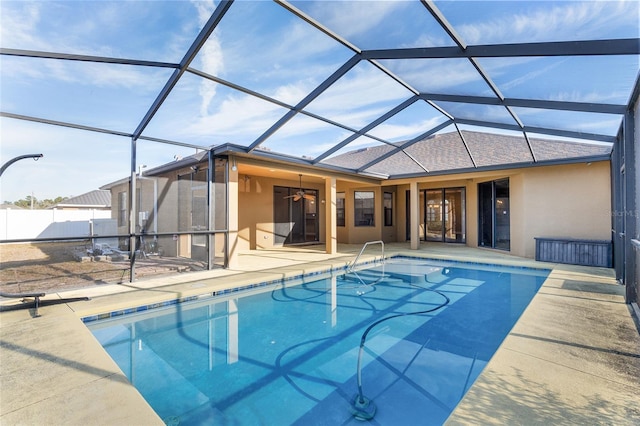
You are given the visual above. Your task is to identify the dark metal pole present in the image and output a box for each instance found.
[0,154,43,177]
[129,138,137,283]
[208,150,214,270]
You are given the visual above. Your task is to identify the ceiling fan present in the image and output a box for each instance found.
[285,174,315,202]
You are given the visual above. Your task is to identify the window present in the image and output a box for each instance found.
[117,191,127,227]
[354,191,375,226]
[337,192,345,227]
[383,192,393,226]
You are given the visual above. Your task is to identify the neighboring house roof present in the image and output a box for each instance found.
[0,203,24,209]
[52,189,111,208]
[324,131,612,177]
[100,151,208,190]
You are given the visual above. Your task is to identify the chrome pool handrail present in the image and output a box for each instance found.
[348,240,385,272]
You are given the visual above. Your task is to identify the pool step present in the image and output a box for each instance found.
[340,270,405,286]
[386,271,429,284]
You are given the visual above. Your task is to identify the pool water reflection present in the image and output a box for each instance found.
[87,258,549,425]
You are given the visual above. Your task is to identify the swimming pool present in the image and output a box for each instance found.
[87,257,549,425]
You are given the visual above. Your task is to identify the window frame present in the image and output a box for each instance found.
[383,192,393,227]
[117,191,127,227]
[354,191,375,227]
[336,192,345,227]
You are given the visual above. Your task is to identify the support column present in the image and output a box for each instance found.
[410,180,420,250]
[207,151,215,270]
[325,177,337,254]
[128,137,138,282]
[623,108,637,304]
[227,159,239,268]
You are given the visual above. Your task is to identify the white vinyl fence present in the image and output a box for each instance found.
[0,209,113,241]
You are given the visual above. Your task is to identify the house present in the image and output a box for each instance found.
[102,130,612,267]
[50,190,111,211]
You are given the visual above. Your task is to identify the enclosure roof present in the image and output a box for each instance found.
[1,1,639,192]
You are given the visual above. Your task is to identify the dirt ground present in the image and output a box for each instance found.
[0,242,206,294]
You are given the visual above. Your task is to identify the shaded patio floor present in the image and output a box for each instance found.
[1,243,639,425]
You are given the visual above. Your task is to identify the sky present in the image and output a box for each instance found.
[0,0,638,202]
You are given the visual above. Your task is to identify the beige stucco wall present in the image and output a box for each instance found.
[517,161,611,257]
[332,183,399,245]
[237,174,326,250]
[381,161,611,259]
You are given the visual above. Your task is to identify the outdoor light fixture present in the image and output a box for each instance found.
[231,157,237,172]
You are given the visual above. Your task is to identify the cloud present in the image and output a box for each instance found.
[496,59,566,92]
[457,1,638,44]
[368,115,447,142]
[306,62,413,126]
[195,1,349,103]
[306,1,405,41]
[191,1,225,114]
[260,116,354,158]
[382,58,484,93]
[186,91,286,144]
[551,89,631,104]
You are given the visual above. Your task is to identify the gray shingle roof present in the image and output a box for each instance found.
[324,131,611,176]
[55,190,111,207]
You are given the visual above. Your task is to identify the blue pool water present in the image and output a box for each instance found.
[87,258,549,425]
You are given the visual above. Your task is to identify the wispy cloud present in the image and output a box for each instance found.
[551,89,632,104]
[368,115,447,142]
[456,1,638,44]
[186,90,286,145]
[306,62,413,126]
[306,0,405,41]
[382,58,485,93]
[192,0,224,115]
[497,59,566,92]
[0,2,43,49]
[515,108,622,135]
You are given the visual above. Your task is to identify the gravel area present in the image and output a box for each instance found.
[0,242,206,294]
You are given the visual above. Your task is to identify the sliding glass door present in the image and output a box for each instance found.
[425,188,466,242]
[408,187,466,243]
[273,186,319,245]
[478,178,510,250]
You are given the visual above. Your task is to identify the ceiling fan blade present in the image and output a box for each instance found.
[293,194,302,202]
[283,195,296,199]
[302,193,315,200]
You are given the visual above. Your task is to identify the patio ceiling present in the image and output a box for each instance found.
[1,0,639,189]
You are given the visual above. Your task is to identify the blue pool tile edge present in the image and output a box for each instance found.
[81,255,549,323]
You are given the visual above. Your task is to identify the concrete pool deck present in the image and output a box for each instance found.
[1,243,639,425]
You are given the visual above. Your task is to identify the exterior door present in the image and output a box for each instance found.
[178,169,209,261]
[273,186,319,245]
[408,188,466,242]
[479,178,510,250]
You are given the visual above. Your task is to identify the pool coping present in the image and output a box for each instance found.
[79,254,551,324]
